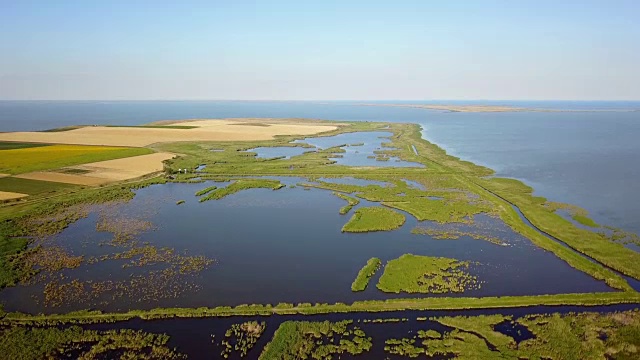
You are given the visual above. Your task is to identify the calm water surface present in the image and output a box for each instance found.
[0,176,612,313]
[1,100,638,234]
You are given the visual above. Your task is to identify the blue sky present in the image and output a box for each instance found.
[1,0,639,100]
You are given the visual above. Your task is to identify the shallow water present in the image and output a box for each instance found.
[294,131,425,168]
[246,146,312,159]
[0,177,613,314]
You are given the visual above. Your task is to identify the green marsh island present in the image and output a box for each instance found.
[0,117,639,359]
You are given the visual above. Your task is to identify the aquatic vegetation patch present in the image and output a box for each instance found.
[41,266,209,307]
[545,201,599,227]
[333,192,360,214]
[199,179,284,202]
[217,321,266,358]
[411,221,509,246]
[194,185,217,196]
[377,254,480,294]
[342,206,405,232]
[259,320,372,359]
[95,214,153,245]
[606,226,640,247]
[351,257,382,291]
[22,245,83,275]
[0,325,185,359]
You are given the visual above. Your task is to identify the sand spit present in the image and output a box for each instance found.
[354,103,638,113]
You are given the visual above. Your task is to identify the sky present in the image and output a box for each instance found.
[1,0,639,100]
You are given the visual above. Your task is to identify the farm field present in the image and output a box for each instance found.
[0,144,152,174]
[0,118,638,358]
[0,119,339,147]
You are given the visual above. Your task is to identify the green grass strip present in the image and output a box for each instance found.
[351,257,381,291]
[3,292,640,325]
[333,192,360,215]
[342,206,405,232]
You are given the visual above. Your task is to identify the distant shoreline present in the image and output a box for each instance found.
[351,103,640,113]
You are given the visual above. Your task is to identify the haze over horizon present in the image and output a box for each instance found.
[1,0,639,101]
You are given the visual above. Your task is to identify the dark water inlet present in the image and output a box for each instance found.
[78,303,640,360]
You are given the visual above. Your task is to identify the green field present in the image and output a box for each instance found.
[0,142,49,150]
[0,177,76,195]
[0,144,153,174]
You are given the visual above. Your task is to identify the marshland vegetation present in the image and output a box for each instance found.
[342,206,405,232]
[377,254,480,294]
[350,257,381,291]
[259,320,372,359]
[197,179,284,202]
[0,325,185,359]
[333,192,360,214]
[218,321,266,358]
[385,310,640,360]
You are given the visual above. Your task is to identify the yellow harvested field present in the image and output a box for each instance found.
[0,119,338,147]
[15,152,175,186]
[13,172,107,186]
[0,173,9,178]
[0,191,28,201]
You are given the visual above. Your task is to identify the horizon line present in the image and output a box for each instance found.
[1,99,640,102]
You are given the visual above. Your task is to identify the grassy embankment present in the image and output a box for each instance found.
[342,206,405,232]
[377,254,479,294]
[4,291,640,326]
[259,320,372,359]
[386,310,640,360]
[351,257,382,291]
[333,192,359,214]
